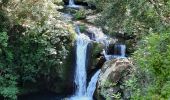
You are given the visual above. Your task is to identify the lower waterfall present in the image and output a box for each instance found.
[86,70,101,97]
[69,29,101,100]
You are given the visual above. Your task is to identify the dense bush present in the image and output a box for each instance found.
[0,32,18,100]
[0,0,75,99]
[73,9,86,20]
[130,33,170,99]
[86,0,170,36]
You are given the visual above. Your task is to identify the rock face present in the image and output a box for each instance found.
[95,58,134,100]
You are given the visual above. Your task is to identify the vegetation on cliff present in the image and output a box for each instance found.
[86,0,170,35]
[0,0,75,99]
[132,33,170,99]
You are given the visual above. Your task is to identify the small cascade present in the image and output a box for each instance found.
[103,44,126,60]
[114,44,126,57]
[86,70,101,97]
[120,45,126,57]
[75,25,81,35]
[102,50,111,61]
[69,0,75,6]
[68,0,81,8]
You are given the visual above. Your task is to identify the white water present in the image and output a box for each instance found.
[87,70,101,97]
[103,44,126,60]
[75,25,81,35]
[69,0,75,6]
[69,26,101,100]
[120,45,126,57]
[70,69,100,100]
[68,0,81,8]
[70,96,92,100]
[75,34,90,96]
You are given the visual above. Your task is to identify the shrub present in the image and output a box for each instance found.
[131,33,170,99]
[0,0,76,99]
[79,24,87,33]
[74,9,86,20]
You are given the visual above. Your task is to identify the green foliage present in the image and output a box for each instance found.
[161,81,170,98]
[85,1,170,98]
[0,32,8,48]
[0,0,75,99]
[100,80,121,100]
[132,33,170,99]
[91,42,104,67]
[134,33,170,79]
[0,11,10,32]
[86,0,170,36]
[79,24,87,33]
[0,32,18,100]
[0,75,18,100]
[74,9,86,20]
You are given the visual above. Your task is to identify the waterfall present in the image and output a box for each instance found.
[69,0,75,6]
[69,27,101,100]
[103,44,126,60]
[75,34,90,96]
[86,70,101,97]
[120,45,126,57]
[114,44,126,57]
[75,25,81,35]
[70,69,101,100]
[68,0,80,8]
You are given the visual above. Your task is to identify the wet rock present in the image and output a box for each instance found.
[95,58,134,100]
[86,41,108,85]
[87,42,105,73]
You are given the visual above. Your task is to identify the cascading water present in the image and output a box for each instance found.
[75,34,89,96]
[114,44,126,57]
[68,0,80,8]
[103,44,126,60]
[120,45,126,57]
[75,25,81,35]
[69,0,75,6]
[86,70,101,97]
[70,26,101,100]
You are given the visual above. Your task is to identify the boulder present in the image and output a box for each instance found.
[86,42,105,83]
[95,58,134,100]
[87,42,105,70]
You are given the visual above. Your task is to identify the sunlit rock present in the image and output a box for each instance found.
[95,58,134,100]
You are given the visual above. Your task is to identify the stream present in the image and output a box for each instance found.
[19,0,126,100]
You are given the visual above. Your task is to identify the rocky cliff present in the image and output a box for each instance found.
[95,58,134,100]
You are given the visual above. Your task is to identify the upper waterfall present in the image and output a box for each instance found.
[68,0,81,8]
[103,44,126,60]
[120,45,126,57]
[69,0,75,6]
